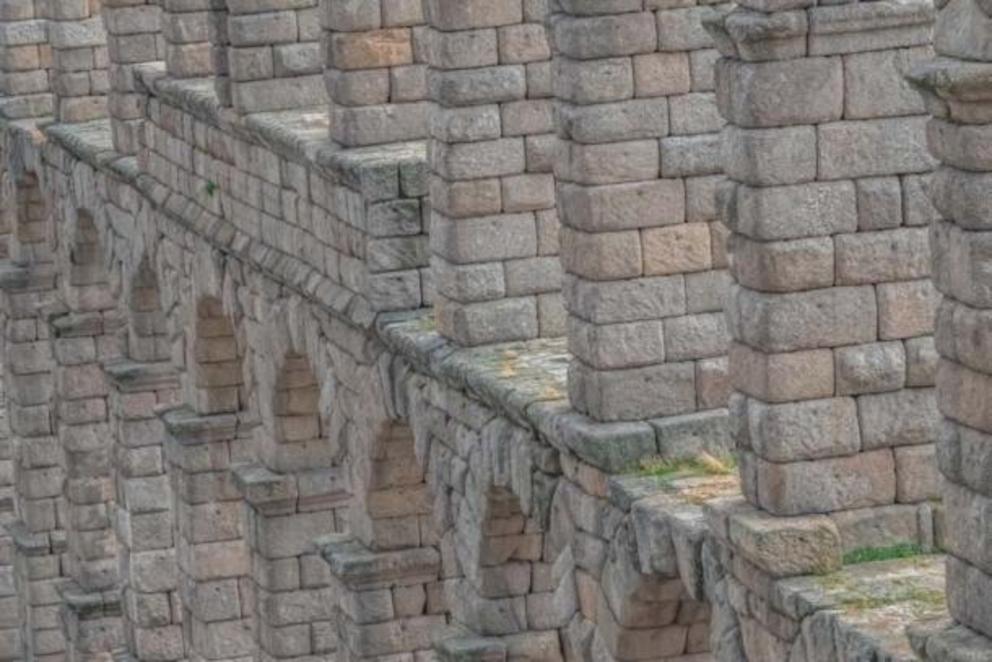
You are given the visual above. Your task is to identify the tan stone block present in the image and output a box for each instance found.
[878,278,937,340]
[728,509,842,576]
[561,227,643,281]
[642,222,712,277]
[696,357,730,410]
[754,449,896,516]
[328,28,413,70]
[730,235,834,293]
[729,343,835,403]
[938,359,992,434]
[633,52,691,98]
[895,444,939,503]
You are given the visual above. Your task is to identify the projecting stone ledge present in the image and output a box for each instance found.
[610,471,740,601]
[755,554,948,661]
[804,555,951,660]
[377,311,732,474]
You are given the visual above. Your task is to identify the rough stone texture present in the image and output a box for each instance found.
[0,1,982,661]
[551,0,730,423]
[324,0,428,146]
[706,0,945,658]
[103,0,164,154]
[48,0,109,123]
[710,0,938,517]
[911,0,992,652]
[0,0,52,120]
[428,0,559,346]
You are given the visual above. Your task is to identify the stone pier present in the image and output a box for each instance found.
[427,0,560,346]
[550,0,730,424]
[909,0,992,656]
[705,0,940,657]
[321,0,429,146]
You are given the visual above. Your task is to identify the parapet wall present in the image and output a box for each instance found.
[0,1,986,662]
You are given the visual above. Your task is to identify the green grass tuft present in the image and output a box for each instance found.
[842,543,925,566]
[639,452,736,481]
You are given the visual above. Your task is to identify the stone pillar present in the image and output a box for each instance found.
[47,0,109,123]
[0,262,64,661]
[910,3,992,647]
[101,0,164,154]
[321,536,443,661]
[104,360,183,662]
[0,365,21,661]
[0,170,63,661]
[319,423,443,661]
[551,0,730,423]
[427,0,559,346]
[161,407,254,662]
[221,0,325,113]
[161,0,213,79]
[49,306,126,662]
[321,0,430,146]
[233,464,347,660]
[0,0,53,120]
[704,0,937,658]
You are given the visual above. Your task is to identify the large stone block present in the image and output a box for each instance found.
[728,508,842,577]
[752,449,896,516]
[722,180,857,242]
[716,56,843,128]
[722,125,817,186]
[818,117,934,180]
[727,284,877,353]
[947,554,992,641]
[729,344,835,403]
[747,396,861,463]
[858,387,939,449]
[569,359,696,422]
[552,12,657,60]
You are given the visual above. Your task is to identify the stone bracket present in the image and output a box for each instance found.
[160,406,240,445]
[103,359,179,393]
[319,533,440,592]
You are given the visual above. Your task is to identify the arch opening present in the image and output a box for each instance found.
[192,296,243,415]
[127,258,168,363]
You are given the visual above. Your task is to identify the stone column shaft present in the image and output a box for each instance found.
[1,262,64,661]
[105,360,183,661]
[0,0,53,120]
[162,407,254,661]
[48,0,109,123]
[162,0,214,79]
[102,0,164,155]
[551,0,730,423]
[709,0,937,519]
[427,0,559,346]
[321,0,429,146]
[911,1,992,644]
[222,0,325,113]
[233,464,347,660]
[49,308,127,662]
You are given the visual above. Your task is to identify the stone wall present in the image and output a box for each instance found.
[0,1,987,662]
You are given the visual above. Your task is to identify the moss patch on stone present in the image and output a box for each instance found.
[810,554,947,622]
[843,543,925,566]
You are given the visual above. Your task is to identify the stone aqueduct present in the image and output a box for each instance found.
[0,0,988,660]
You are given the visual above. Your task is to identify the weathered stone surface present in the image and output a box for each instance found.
[752,449,897,516]
[728,509,842,577]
